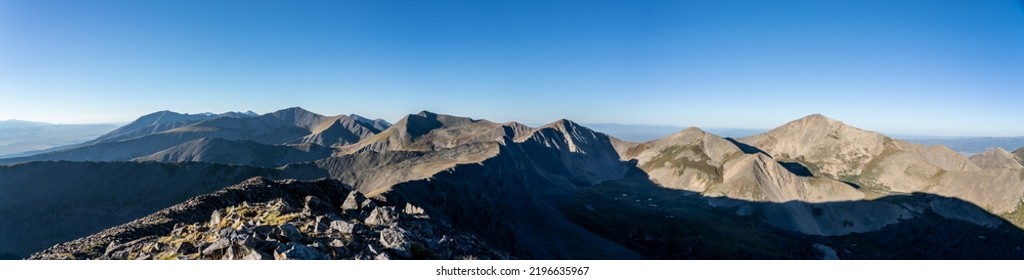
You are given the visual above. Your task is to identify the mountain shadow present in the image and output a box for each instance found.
[778,161,814,177]
[0,161,320,258]
[562,166,1024,259]
[725,137,768,155]
[28,177,507,260]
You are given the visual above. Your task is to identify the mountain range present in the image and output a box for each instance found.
[582,123,1024,155]
[2,108,1023,260]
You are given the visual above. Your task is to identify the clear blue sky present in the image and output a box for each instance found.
[1,0,1022,136]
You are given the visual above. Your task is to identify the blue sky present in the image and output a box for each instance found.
[1,0,1022,136]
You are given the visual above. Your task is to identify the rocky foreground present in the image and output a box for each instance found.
[30,177,507,260]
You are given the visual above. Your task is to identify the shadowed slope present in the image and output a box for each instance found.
[0,161,278,257]
[29,178,505,260]
[566,168,1024,259]
[136,138,334,167]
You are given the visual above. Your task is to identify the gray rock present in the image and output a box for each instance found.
[104,241,120,255]
[403,203,426,216]
[249,223,274,238]
[208,210,223,228]
[361,199,377,210]
[303,196,331,215]
[315,215,331,224]
[330,220,355,235]
[256,240,280,253]
[230,233,257,247]
[176,241,198,255]
[364,206,398,227]
[313,222,330,233]
[217,227,233,237]
[202,238,231,256]
[274,242,330,260]
[243,250,271,260]
[279,223,303,242]
[341,191,365,211]
[221,246,246,260]
[313,216,331,233]
[379,227,412,258]
[102,236,158,259]
[367,243,385,255]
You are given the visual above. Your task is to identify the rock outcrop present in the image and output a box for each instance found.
[29,178,506,260]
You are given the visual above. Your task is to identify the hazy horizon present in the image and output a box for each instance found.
[6,108,1024,139]
[2,1,1022,136]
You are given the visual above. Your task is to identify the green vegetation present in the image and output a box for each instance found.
[155,251,180,260]
[1000,201,1024,229]
[639,145,722,181]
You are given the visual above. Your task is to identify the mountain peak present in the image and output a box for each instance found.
[541,118,586,130]
[739,113,888,179]
[794,113,838,125]
[265,107,328,130]
[975,147,1015,159]
[660,127,711,142]
[804,113,828,119]
[679,126,707,134]
[273,107,314,115]
[416,110,437,118]
[969,147,1024,170]
[348,114,392,132]
[538,119,602,139]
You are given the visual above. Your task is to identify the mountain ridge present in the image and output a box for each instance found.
[7,109,1024,260]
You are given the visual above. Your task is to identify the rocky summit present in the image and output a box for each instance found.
[29,178,506,260]
[5,109,1024,260]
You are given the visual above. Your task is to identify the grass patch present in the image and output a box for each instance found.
[999,200,1024,229]
[640,144,722,182]
[155,251,179,260]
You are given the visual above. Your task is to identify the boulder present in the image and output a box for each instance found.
[274,242,329,260]
[313,216,331,233]
[403,204,426,216]
[243,250,271,260]
[176,241,198,255]
[278,223,304,242]
[379,227,413,258]
[251,225,274,240]
[303,196,331,215]
[364,206,398,227]
[202,238,231,256]
[330,220,355,235]
[341,192,365,211]
[208,210,223,228]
